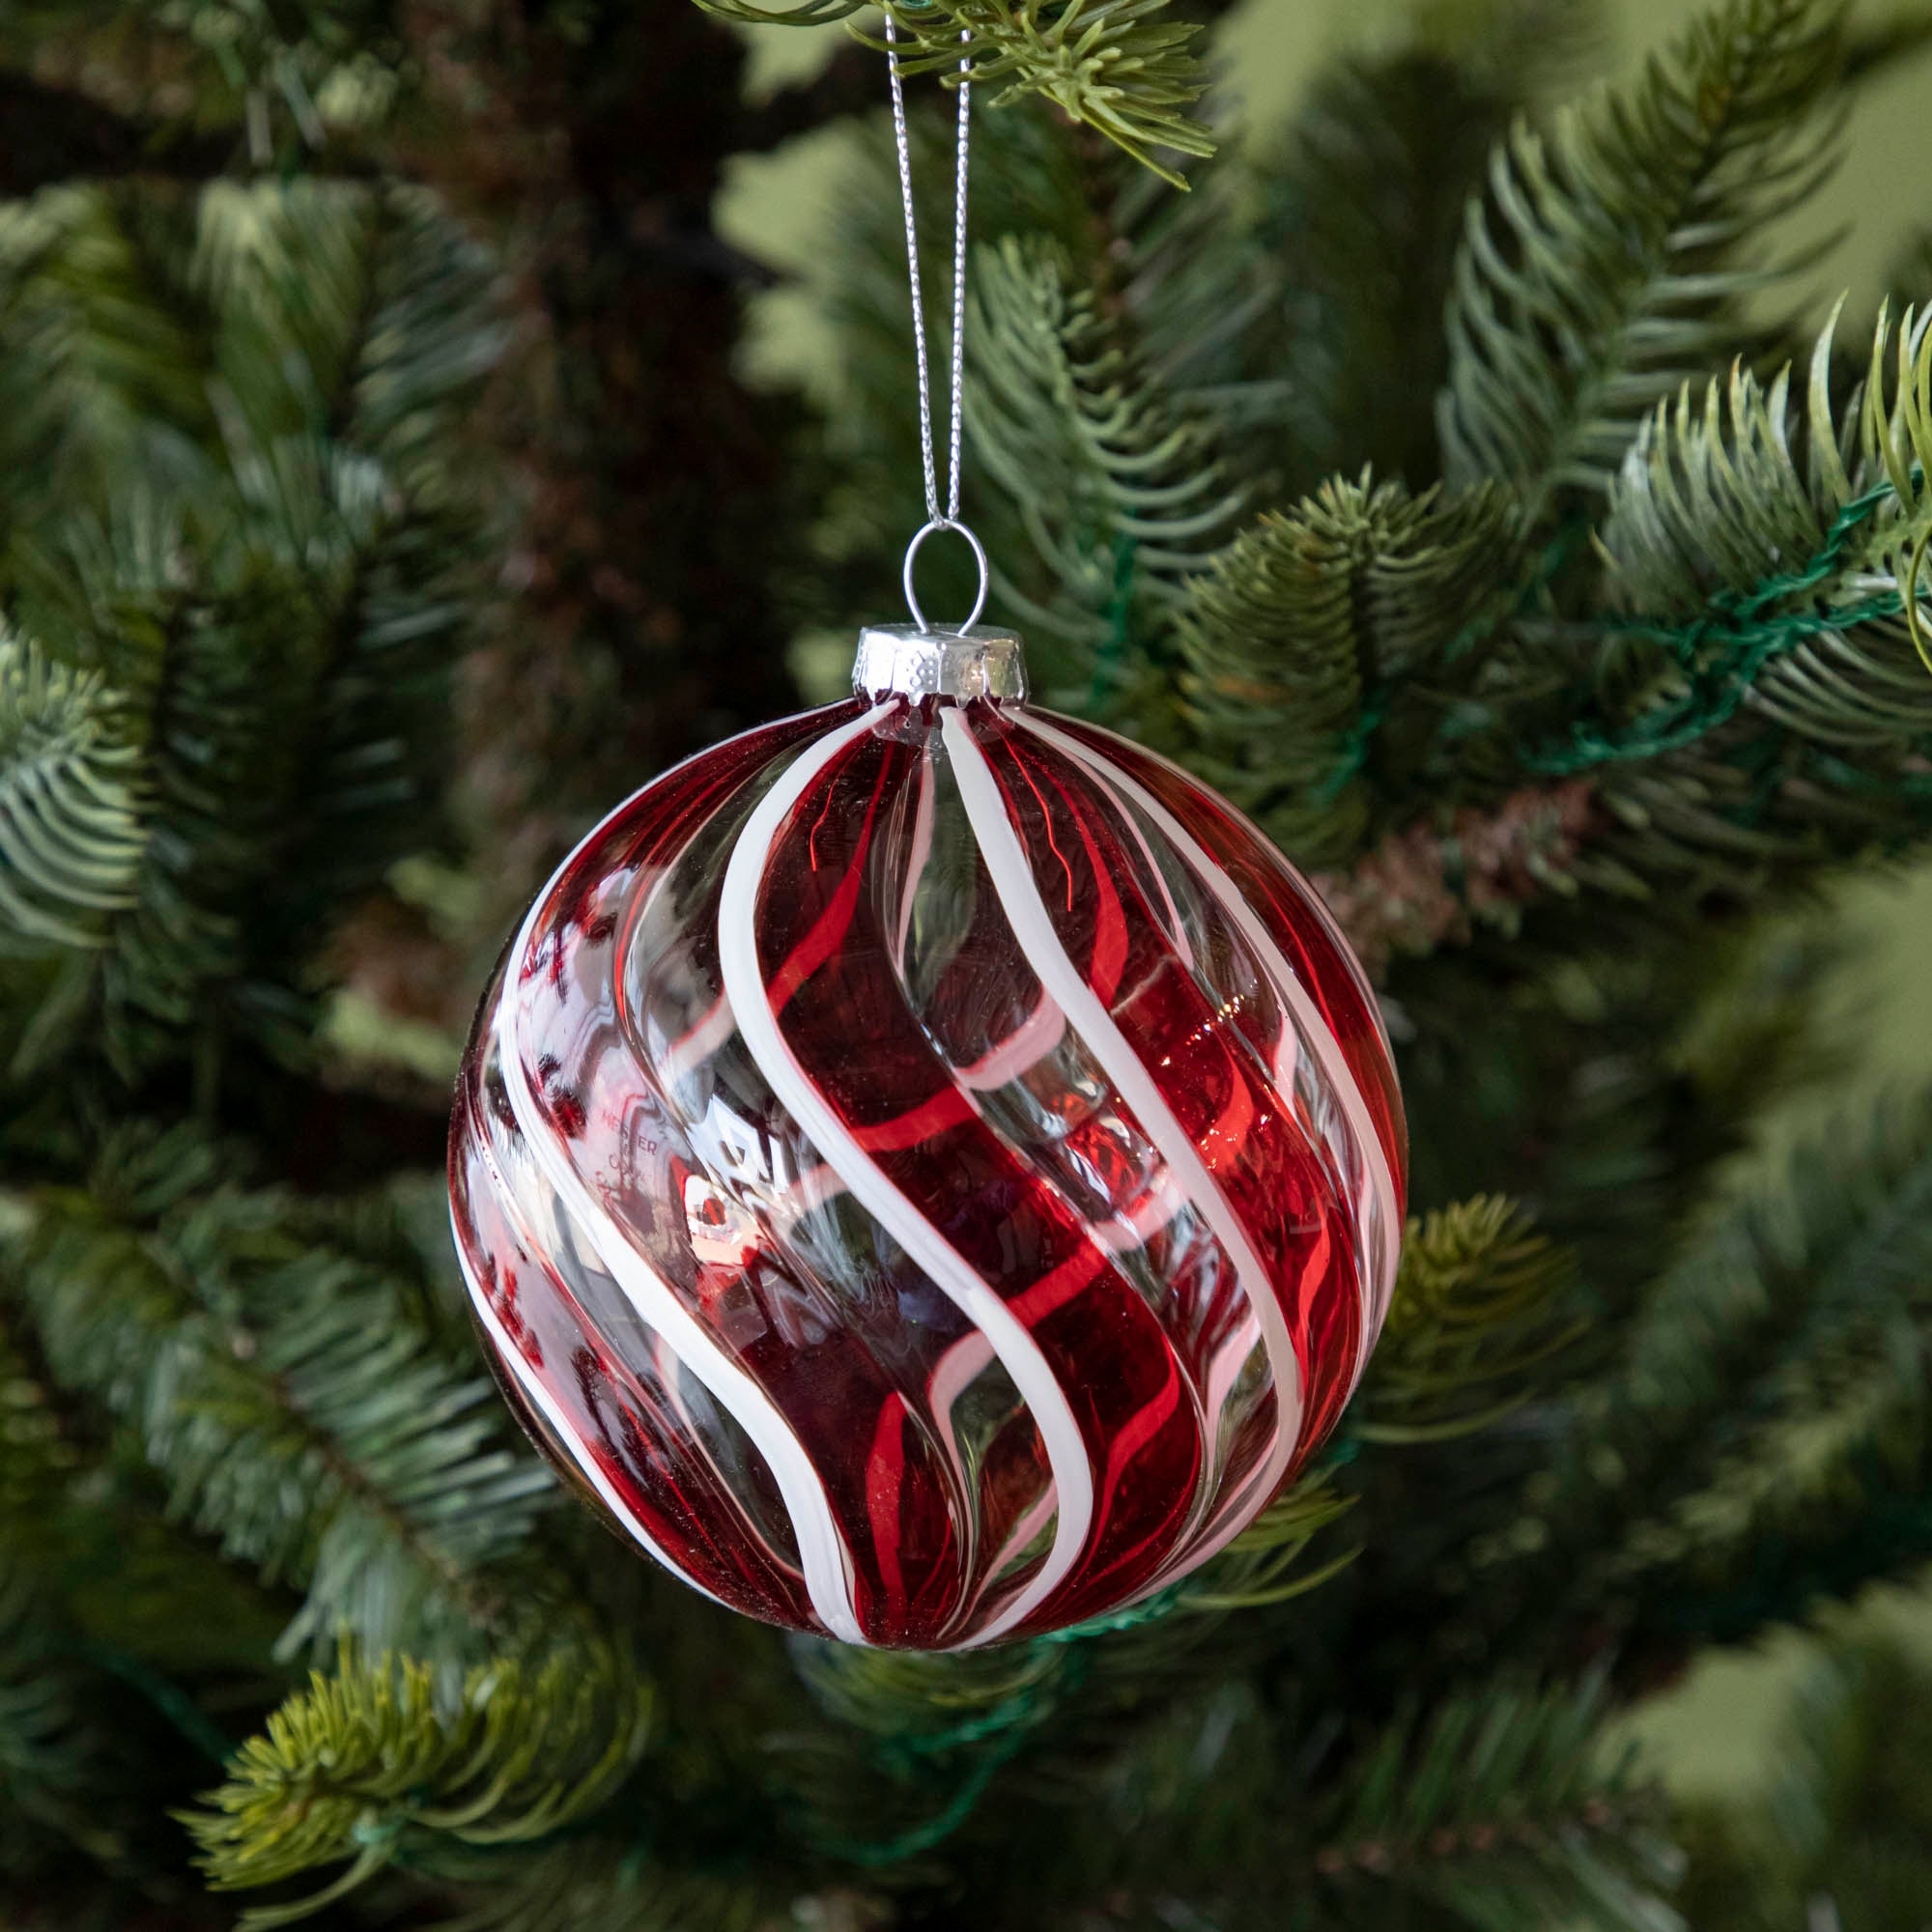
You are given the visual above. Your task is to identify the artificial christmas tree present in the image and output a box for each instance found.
[4,1,1932,1927]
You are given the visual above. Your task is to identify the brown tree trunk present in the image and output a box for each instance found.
[410,1,814,900]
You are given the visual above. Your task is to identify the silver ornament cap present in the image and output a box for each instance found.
[852,624,1029,704]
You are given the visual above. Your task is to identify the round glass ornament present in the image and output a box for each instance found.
[449,625,1406,1649]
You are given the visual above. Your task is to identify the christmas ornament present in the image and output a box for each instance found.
[448,30,1406,1649]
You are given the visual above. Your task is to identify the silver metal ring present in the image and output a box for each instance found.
[902,519,989,636]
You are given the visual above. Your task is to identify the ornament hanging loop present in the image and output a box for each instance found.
[902,517,989,638]
[886,14,984,634]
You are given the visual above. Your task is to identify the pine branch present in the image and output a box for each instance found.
[4,182,499,1087]
[1219,51,1533,493]
[1360,1197,1582,1442]
[1133,7,1602,502]
[1599,301,1932,747]
[0,627,147,954]
[183,1636,651,1928]
[1439,0,1846,522]
[1178,478,1522,866]
[208,185,498,946]
[1179,1476,1361,1612]
[5,1183,300,1639]
[1644,1321,1932,1643]
[0,1277,86,1562]
[0,185,220,535]
[1386,920,1843,1401]
[1463,299,1932,895]
[1264,51,1502,489]
[0,1577,122,1879]
[1311,1679,1681,1932]
[693,0,1214,183]
[1303,303,1932,955]
[0,1294,99,1876]
[14,1174,554,1661]
[1462,1094,1932,1664]
[9,557,247,1081]
[1309,780,1602,978]
[427,1846,790,1932]
[967,231,1241,690]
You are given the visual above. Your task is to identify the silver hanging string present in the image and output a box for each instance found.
[885,14,986,634]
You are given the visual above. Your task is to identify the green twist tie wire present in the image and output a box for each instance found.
[810,1439,1377,1870]
[817,1648,1091,1868]
[69,1636,236,1768]
[1313,512,1593,804]
[877,1687,1045,1768]
[1086,531,1139,711]
[817,1585,1193,1870]
[828,1730,1029,1867]
[1522,483,1900,777]
[814,1559,1241,1866]
[1314,696,1384,805]
[1039,1580,1188,1641]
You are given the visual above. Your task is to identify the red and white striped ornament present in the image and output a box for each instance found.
[449,626,1406,1648]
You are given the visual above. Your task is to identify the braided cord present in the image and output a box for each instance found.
[884,13,971,526]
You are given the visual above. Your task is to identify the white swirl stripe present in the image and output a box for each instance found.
[1017,711,1402,1346]
[449,1207,726,1608]
[1023,714,1405,1599]
[718,705,1096,1650]
[940,706,1308,1585]
[497,839,867,1643]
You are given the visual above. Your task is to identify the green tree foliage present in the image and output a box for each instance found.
[1360,1195,1581,1440]
[1307,1679,1682,1931]
[1438,0,1844,515]
[1179,477,1520,860]
[0,628,146,951]
[695,0,1216,181]
[3,0,1932,1927]
[17,1171,555,1661]
[0,180,497,1099]
[184,1638,652,1926]
[0,1577,114,1880]
[967,230,1243,703]
[1676,1630,1932,1927]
